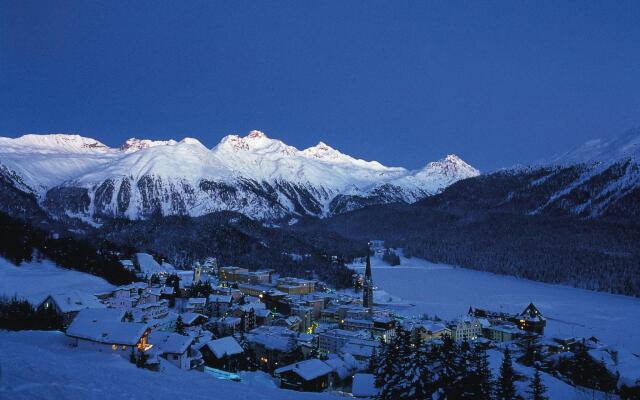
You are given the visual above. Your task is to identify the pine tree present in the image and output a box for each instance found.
[175,315,185,335]
[436,335,461,398]
[463,342,493,400]
[528,366,548,400]
[498,348,517,400]
[375,327,406,400]
[399,336,434,399]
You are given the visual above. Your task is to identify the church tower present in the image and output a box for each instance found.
[363,243,374,309]
[193,262,202,284]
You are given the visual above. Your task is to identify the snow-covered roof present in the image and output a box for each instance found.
[187,297,207,305]
[148,332,193,354]
[324,356,351,380]
[41,292,105,313]
[246,326,296,352]
[352,373,377,397]
[341,342,377,358]
[274,359,333,381]
[206,336,244,358]
[209,294,232,303]
[136,300,168,310]
[66,309,148,346]
[255,309,272,318]
[180,312,207,325]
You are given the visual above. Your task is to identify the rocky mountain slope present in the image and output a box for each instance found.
[0,131,479,221]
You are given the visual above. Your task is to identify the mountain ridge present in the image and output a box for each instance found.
[0,130,479,221]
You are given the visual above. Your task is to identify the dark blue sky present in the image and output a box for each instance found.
[2,1,640,170]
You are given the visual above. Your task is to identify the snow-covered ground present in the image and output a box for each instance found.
[0,330,337,400]
[0,257,114,304]
[350,254,640,355]
[485,349,615,400]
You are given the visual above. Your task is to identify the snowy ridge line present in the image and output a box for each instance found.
[0,131,479,220]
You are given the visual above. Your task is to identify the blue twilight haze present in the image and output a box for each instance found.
[1,1,640,170]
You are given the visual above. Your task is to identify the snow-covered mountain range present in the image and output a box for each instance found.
[0,130,479,221]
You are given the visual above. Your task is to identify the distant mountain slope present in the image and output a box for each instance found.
[94,211,360,289]
[291,129,640,297]
[0,131,479,221]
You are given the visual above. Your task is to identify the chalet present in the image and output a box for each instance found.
[255,308,274,326]
[180,312,208,327]
[199,336,244,372]
[66,308,151,357]
[274,359,333,392]
[245,326,301,372]
[209,294,233,317]
[148,331,203,370]
[37,292,105,327]
[185,297,208,314]
[514,303,546,334]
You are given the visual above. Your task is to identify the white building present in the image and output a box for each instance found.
[449,317,482,341]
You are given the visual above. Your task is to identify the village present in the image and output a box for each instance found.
[32,243,634,398]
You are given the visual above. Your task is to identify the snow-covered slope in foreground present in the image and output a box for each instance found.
[0,131,479,220]
[0,330,337,400]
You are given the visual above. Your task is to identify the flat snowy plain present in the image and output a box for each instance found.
[351,254,640,355]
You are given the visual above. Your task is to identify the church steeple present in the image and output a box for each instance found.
[363,242,374,309]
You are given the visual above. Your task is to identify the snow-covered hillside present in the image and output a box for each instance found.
[0,131,479,220]
[528,128,640,219]
[0,330,337,400]
[0,257,114,304]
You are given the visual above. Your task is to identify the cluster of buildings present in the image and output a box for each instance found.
[34,248,559,397]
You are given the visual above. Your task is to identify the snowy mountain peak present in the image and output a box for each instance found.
[301,141,342,159]
[247,130,267,139]
[419,154,480,177]
[215,131,297,155]
[0,130,479,220]
[120,138,179,153]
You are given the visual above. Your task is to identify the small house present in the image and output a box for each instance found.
[200,336,244,371]
[148,331,203,370]
[38,292,105,328]
[274,359,333,392]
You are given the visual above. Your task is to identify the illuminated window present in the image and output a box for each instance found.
[112,344,118,350]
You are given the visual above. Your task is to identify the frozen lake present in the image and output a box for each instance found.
[351,254,640,355]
